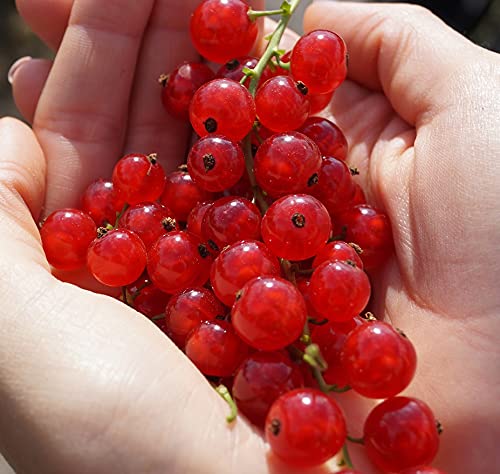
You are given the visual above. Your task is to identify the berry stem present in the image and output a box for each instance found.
[347,435,365,445]
[215,384,238,423]
[122,286,132,307]
[114,203,130,227]
[340,444,354,469]
[247,8,287,20]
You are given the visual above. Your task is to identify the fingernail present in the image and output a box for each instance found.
[7,56,32,85]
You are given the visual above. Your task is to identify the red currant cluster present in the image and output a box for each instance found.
[39,1,445,473]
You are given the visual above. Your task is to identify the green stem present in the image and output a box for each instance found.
[114,203,129,227]
[340,444,354,469]
[248,0,303,96]
[248,8,285,20]
[215,384,238,423]
[122,287,132,307]
[242,135,268,214]
[347,435,365,445]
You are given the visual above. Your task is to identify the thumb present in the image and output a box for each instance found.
[304,1,480,124]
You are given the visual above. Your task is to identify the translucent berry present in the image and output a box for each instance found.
[190,0,258,64]
[190,78,256,141]
[364,397,440,472]
[147,231,212,294]
[335,205,393,270]
[254,132,322,198]
[160,62,215,120]
[341,321,417,398]
[112,153,166,205]
[203,196,261,248]
[216,56,258,88]
[255,76,310,132]
[40,209,96,271]
[265,388,346,467]
[185,320,249,377]
[187,135,245,192]
[232,351,304,427]
[133,284,170,319]
[298,116,348,161]
[160,170,215,222]
[210,240,281,306]
[291,30,347,94]
[308,91,334,114]
[186,201,214,238]
[312,241,363,269]
[232,276,306,351]
[87,229,147,287]
[120,202,176,249]
[261,194,331,261]
[80,179,124,227]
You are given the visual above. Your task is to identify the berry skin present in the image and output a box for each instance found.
[400,468,447,474]
[160,62,215,120]
[364,397,440,472]
[132,284,170,319]
[80,179,124,227]
[298,116,348,161]
[341,321,417,398]
[185,320,249,377]
[261,194,331,261]
[187,135,245,192]
[216,56,258,88]
[308,91,334,114]
[210,240,281,307]
[186,201,214,238]
[190,78,256,141]
[202,196,261,248]
[291,30,347,94]
[232,276,306,351]
[254,132,322,198]
[312,240,363,269]
[120,202,176,249]
[147,231,212,294]
[40,209,97,271]
[112,153,166,205]
[309,261,371,322]
[255,76,310,132]
[335,205,393,270]
[190,0,258,64]
[265,388,346,468]
[87,229,147,287]
[232,351,304,428]
[164,287,225,348]
[160,171,215,222]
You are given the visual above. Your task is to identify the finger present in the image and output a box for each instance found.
[304,1,478,125]
[11,58,52,123]
[33,0,156,214]
[15,0,72,50]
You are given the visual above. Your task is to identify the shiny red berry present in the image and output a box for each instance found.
[265,388,346,467]
[41,209,96,271]
[80,179,124,227]
[133,284,170,319]
[364,397,440,472]
[232,276,306,351]
[190,0,258,64]
[112,153,166,205]
[186,201,214,238]
[185,320,249,377]
[312,241,363,269]
[298,116,348,161]
[161,62,215,120]
[187,135,245,192]
[232,351,304,427]
[255,76,310,132]
[254,132,322,198]
[400,467,447,474]
[216,56,258,88]
[291,30,347,94]
[261,194,331,261]
[210,240,281,307]
[308,91,334,114]
[341,321,417,398]
[190,79,256,141]
[87,229,147,286]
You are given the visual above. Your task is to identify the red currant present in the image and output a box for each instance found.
[216,56,258,88]
[232,276,306,351]
[312,241,363,269]
[255,76,310,132]
[40,209,96,271]
[341,321,417,398]
[291,30,347,94]
[161,62,215,120]
[190,0,258,64]
[400,467,447,474]
[133,284,170,319]
[87,229,147,286]
[265,388,346,467]
[298,116,348,161]
[308,91,334,114]
[364,397,440,472]
[80,179,124,227]
[186,201,214,238]
[261,194,331,261]
[190,79,256,141]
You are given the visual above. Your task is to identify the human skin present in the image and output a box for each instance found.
[2,0,499,473]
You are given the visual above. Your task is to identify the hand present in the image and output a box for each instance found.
[5,1,500,473]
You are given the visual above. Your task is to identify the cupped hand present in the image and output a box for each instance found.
[5,0,500,473]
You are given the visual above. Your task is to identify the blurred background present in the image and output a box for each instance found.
[1,0,500,119]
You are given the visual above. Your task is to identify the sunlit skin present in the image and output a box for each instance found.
[1,0,499,473]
